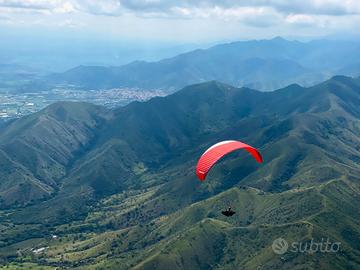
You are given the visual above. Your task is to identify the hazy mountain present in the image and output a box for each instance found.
[0,33,202,72]
[0,76,359,269]
[44,37,360,92]
[0,64,43,91]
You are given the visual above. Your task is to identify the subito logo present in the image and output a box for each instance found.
[272,238,288,255]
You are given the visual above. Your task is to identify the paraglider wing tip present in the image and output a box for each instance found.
[196,170,206,181]
[245,146,263,163]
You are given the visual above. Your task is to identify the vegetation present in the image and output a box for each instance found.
[0,76,359,269]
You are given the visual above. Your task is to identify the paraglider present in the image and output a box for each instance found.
[222,207,236,217]
[195,140,263,181]
[195,140,263,217]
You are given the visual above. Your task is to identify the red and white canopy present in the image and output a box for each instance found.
[196,140,263,181]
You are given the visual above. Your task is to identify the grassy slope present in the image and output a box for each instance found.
[0,77,359,269]
[128,180,360,270]
[53,179,357,270]
[2,180,352,269]
[0,102,109,207]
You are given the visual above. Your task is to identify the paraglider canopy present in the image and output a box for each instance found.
[196,140,263,181]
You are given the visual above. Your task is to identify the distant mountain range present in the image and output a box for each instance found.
[31,37,360,92]
[0,76,359,269]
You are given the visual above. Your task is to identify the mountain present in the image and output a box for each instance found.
[128,181,360,270]
[43,37,360,92]
[0,102,109,207]
[0,76,359,269]
[0,64,43,91]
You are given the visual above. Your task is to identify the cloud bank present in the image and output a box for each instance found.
[0,0,359,41]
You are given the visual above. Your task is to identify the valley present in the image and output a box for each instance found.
[0,88,165,121]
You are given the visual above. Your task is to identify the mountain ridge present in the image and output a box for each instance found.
[0,76,359,269]
[24,38,360,92]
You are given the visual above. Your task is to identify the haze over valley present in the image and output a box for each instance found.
[1,37,360,122]
[0,0,360,269]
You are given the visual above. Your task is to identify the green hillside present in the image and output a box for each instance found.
[0,76,359,269]
[14,180,354,270]
[0,102,109,207]
[129,180,360,270]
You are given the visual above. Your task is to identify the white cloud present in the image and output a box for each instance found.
[0,0,359,42]
[117,0,360,16]
[73,0,121,16]
[266,0,360,15]
[0,0,121,15]
[284,13,337,31]
[0,0,62,11]
[1,0,360,16]
[53,2,76,13]
[167,6,281,27]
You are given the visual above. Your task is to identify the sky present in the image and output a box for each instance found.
[1,0,360,41]
[1,0,360,70]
